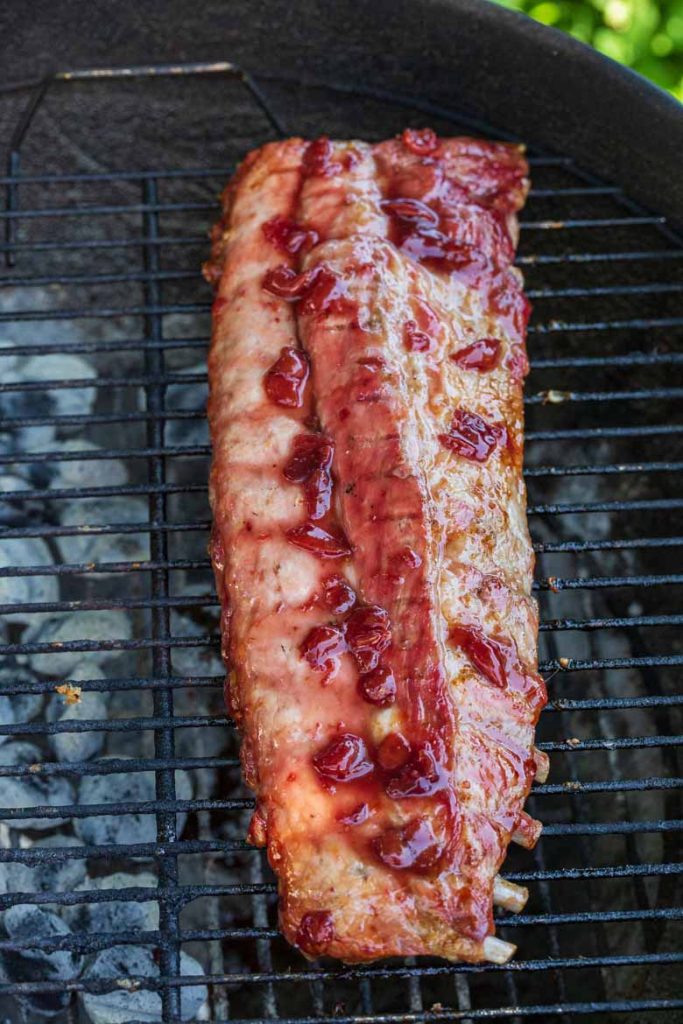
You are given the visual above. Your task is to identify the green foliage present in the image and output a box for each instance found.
[492,0,683,100]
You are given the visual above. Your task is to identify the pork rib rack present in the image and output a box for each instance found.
[204,129,547,965]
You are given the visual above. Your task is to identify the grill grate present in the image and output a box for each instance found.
[0,61,681,1023]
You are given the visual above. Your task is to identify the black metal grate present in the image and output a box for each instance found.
[0,62,681,1023]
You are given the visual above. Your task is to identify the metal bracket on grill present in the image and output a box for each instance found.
[1,60,286,269]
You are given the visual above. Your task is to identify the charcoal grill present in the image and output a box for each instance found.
[0,2,681,1020]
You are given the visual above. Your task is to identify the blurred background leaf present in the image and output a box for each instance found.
[492,0,683,101]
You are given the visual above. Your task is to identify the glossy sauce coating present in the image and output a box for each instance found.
[206,130,542,966]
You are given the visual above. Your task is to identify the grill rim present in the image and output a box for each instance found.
[0,49,681,1024]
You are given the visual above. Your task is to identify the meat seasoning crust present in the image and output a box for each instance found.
[204,129,547,965]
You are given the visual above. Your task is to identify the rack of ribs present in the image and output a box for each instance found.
[204,128,547,965]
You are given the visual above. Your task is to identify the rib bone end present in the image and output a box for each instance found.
[533,748,550,783]
[482,935,517,964]
[511,812,543,850]
[493,875,529,913]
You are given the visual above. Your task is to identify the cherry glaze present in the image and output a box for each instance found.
[338,802,370,826]
[505,344,530,382]
[373,817,443,871]
[403,320,433,352]
[345,605,392,673]
[382,197,439,229]
[299,267,351,318]
[262,215,318,255]
[283,434,335,520]
[300,624,347,677]
[264,347,310,408]
[404,296,443,352]
[286,522,352,559]
[401,127,440,156]
[377,732,411,770]
[438,408,507,462]
[450,623,546,710]
[398,547,422,568]
[296,909,335,955]
[321,574,357,614]
[451,337,501,372]
[358,664,397,706]
[385,742,445,799]
[263,265,320,300]
[303,136,343,177]
[313,733,374,782]
[382,196,487,277]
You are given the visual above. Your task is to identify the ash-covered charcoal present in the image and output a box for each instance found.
[47,438,129,492]
[74,761,193,847]
[1,349,97,492]
[169,611,223,679]
[0,662,43,742]
[0,338,20,374]
[49,664,108,763]
[0,536,59,624]
[80,946,208,1024]
[166,362,209,448]
[22,609,133,675]
[56,496,150,566]
[64,871,159,935]
[2,834,87,896]
[0,387,57,462]
[0,472,47,526]
[7,353,97,420]
[0,742,75,830]
[0,904,82,1018]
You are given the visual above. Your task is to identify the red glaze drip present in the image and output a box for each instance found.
[263,264,320,300]
[321,574,357,614]
[262,215,318,255]
[382,196,487,277]
[505,344,530,381]
[451,337,501,372]
[299,267,351,318]
[491,274,532,337]
[263,264,351,318]
[385,742,445,799]
[313,733,374,783]
[345,605,392,673]
[286,522,352,559]
[450,624,547,710]
[403,320,433,352]
[438,408,507,462]
[338,802,371,826]
[377,731,411,770]
[283,434,335,520]
[402,235,484,277]
[300,624,347,678]
[401,127,440,156]
[212,295,228,317]
[264,347,310,408]
[303,136,343,177]
[382,197,440,229]
[403,296,442,352]
[358,664,397,706]
[399,547,422,568]
[373,817,443,872]
[295,910,335,955]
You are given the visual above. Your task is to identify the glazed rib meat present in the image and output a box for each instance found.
[205,128,547,964]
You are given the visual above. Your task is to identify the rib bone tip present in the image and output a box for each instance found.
[511,812,543,850]
[493,875,529,913]
[482,935,517,964]
[533,748,550,784]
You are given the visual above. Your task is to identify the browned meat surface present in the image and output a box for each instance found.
[205,128,546,964]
